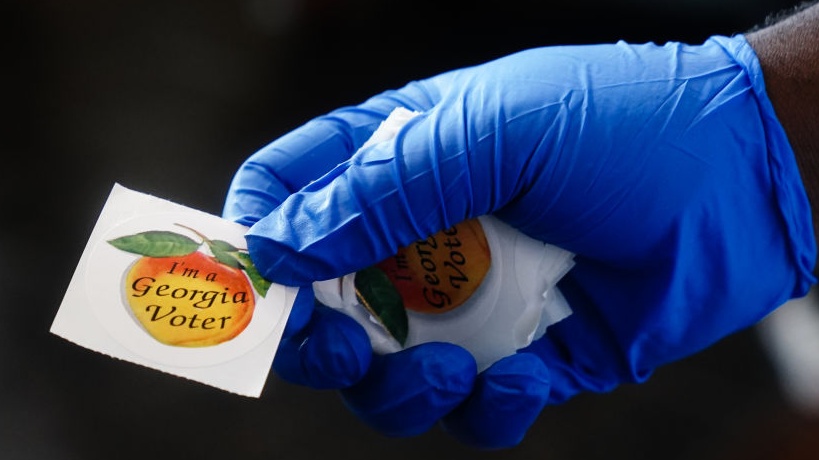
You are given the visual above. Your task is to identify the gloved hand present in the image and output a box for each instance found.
[223,34,816,449]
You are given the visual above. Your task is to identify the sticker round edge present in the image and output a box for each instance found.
[84,211,287,368]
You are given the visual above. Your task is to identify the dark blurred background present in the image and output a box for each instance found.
[4,0,819,458]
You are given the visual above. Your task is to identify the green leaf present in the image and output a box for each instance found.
[108,231,200,257]
[354,266,408,346]
[207,239,242,268]
[209,239,239,253]
[234,252,271,298]
[211,246,241,269]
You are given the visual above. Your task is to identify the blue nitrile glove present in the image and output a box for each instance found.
[223,34,816,449]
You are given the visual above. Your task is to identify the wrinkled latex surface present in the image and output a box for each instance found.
[223,35,816,449]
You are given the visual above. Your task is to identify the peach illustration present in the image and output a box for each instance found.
[108,224,270,347]
[371,218,491,315]
[124,251,254,347]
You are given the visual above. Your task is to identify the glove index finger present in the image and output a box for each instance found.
[223,107,389,226]
[245,106,477,286]
[223,82,441,226]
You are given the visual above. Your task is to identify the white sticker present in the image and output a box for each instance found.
[51,183,295,397]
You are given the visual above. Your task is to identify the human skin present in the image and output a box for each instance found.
[747,1,819,275]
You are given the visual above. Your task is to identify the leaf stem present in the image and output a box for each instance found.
[174,223,210,245]
[173,222,249,252]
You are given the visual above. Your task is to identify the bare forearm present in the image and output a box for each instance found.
[746,2,819,274]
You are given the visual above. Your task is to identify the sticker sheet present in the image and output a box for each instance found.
[51,183,295,397]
